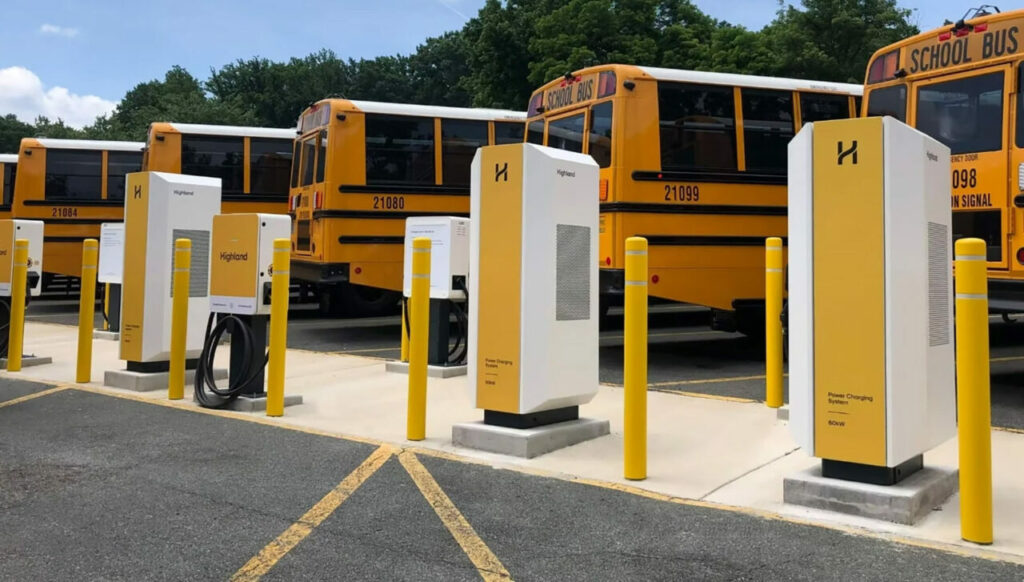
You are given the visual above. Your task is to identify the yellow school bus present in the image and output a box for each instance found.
[0,153,16,220]
[864,7,1024,312]
[291,99,525,315]
[527,65,862,333]
[13,138,144,278]
[144,123,295,215]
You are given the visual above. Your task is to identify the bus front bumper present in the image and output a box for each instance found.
[988,279,1024,313]
[291,260,349,285]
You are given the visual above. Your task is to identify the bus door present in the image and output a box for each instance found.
[912,64,1012,269]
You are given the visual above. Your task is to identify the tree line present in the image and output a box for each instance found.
[0,0,917,152]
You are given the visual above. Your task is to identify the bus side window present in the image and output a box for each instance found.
[107,151,143,201]
[290,140,301,188]
[365,114,436,185]
[526,120,544,145]
[442,119,488,186]
[300,135,316,187]
[45,149,102,200]
[182,135,244,195]
[315,130,327,184]
[3,164,15,207]
[588,102,612,168]
[741,89,793,174]
[799,93,850,124]
[494,121,525,145]
[657,82,737,171]
[1017,62,1024,148]
[252,138,293,197]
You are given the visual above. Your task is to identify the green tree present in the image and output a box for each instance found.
[408,31,473,106]
[0,114,35,153]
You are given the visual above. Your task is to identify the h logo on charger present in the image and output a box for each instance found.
[494,163,508,182]
[837,141,858,166]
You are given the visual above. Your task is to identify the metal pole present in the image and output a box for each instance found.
[266,238,291,417]
[168,239,191,400]
[407,237,430,441]
[955,237,993,545]
[624,236,648,480]
[765,237,784,408]
[75,239,98,383]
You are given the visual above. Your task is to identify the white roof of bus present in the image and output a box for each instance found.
[31,138,145,151]
[347,100,526,121]
[636,67,863,95]
[160,123,297,138]
[0,154,17,163]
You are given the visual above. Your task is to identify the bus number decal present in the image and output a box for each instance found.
[664,184,699,202]
[952,168,977,189]
[51,207,78,218]
[372,195,405,210]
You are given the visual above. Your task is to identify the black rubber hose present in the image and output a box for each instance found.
[194,312,268,409]
[0,298,10,359]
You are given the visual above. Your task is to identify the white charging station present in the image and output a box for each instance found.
[402,217,470,300]
[0,220,43,297]
[453,143,609,458]
[117,171,221,369]
[210,213,291,316]
[785,116,957,522]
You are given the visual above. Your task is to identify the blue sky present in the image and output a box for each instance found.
[0,0,979,127]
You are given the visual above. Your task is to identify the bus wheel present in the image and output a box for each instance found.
[734,305,766,340]
[318,286,345,316]
[341,283,401,318]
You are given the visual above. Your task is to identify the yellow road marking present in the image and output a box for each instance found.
[230,445,394,581]
[0,385,67,408]
[990,355,1024,363]
[398,451,512,581]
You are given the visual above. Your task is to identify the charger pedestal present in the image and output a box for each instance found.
[216,314,303,412]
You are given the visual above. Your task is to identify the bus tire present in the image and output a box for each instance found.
[318,286,345,316]
[735,305,766,340]
[340,283,401,318]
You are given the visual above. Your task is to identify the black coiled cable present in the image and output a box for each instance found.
[401,283,470,366]
[194,312,268,408]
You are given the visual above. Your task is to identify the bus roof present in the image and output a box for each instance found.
[309,99,526,122]
[0,154,17,164]
[24,138,145,152]
[152,122,297,139]
[636,66,863,95]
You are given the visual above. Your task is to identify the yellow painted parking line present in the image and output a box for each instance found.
[990,355,1024,363]
[604,329,726,341]
[331,346,402,355]
[648,374,781,388]
[398,451,512,581]
[0,385,68,408]
[231,445,394,581]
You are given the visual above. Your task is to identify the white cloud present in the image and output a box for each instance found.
[0,67,116,128]
[39,24,79,38]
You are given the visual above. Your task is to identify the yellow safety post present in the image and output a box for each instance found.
[266,238,291,417]
[401,300,410,363]
[955,237,993,545]
[624,236,648,480]
[168,239,191,400]
[7,239,28,372]
[765,237,784,408]
[75,239,99,382]
[407,237,430,441]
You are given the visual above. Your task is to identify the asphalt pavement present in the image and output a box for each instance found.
[2,380,1021,581]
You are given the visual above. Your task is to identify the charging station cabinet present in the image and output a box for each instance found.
[210,213,291,316]
[403,216,470,368]
[788,116,955,485]
[119,171,221,370]
[0,220,43,298]
[468,143,600,428]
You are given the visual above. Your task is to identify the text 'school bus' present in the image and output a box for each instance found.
[290,99,526,315]
[863,6,1024,312]
[13,138,144,279]
[0,153,17,220]
[143,123,296,215]
[526,64,862,334]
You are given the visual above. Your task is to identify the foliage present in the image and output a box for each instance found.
[1,0,918,150]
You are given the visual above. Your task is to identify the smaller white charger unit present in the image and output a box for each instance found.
[402,216,470,300]
[0,220,43,297]
[210,213,291,316]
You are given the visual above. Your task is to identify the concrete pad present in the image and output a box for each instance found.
[783,464,959,525]
[93,330,120,341]
[104,368,227,392]
[452,418,610,459]
[385,360,467,378]
[220,394,304,412]
[776,405,789,421]
[0,356,53,368]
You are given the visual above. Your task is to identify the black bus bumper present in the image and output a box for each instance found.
[988,279,1024,313]
[291,260,349,285]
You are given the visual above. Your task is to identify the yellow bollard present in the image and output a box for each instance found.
[266,238,291,417]
[407,237,430,441]
[624,236,648,480]
[7,239,28,372]
[765,237,784,408]
[955,237,993,545]
[75,239,99,383]
[401,299,409,363]
[168,239,191,400]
